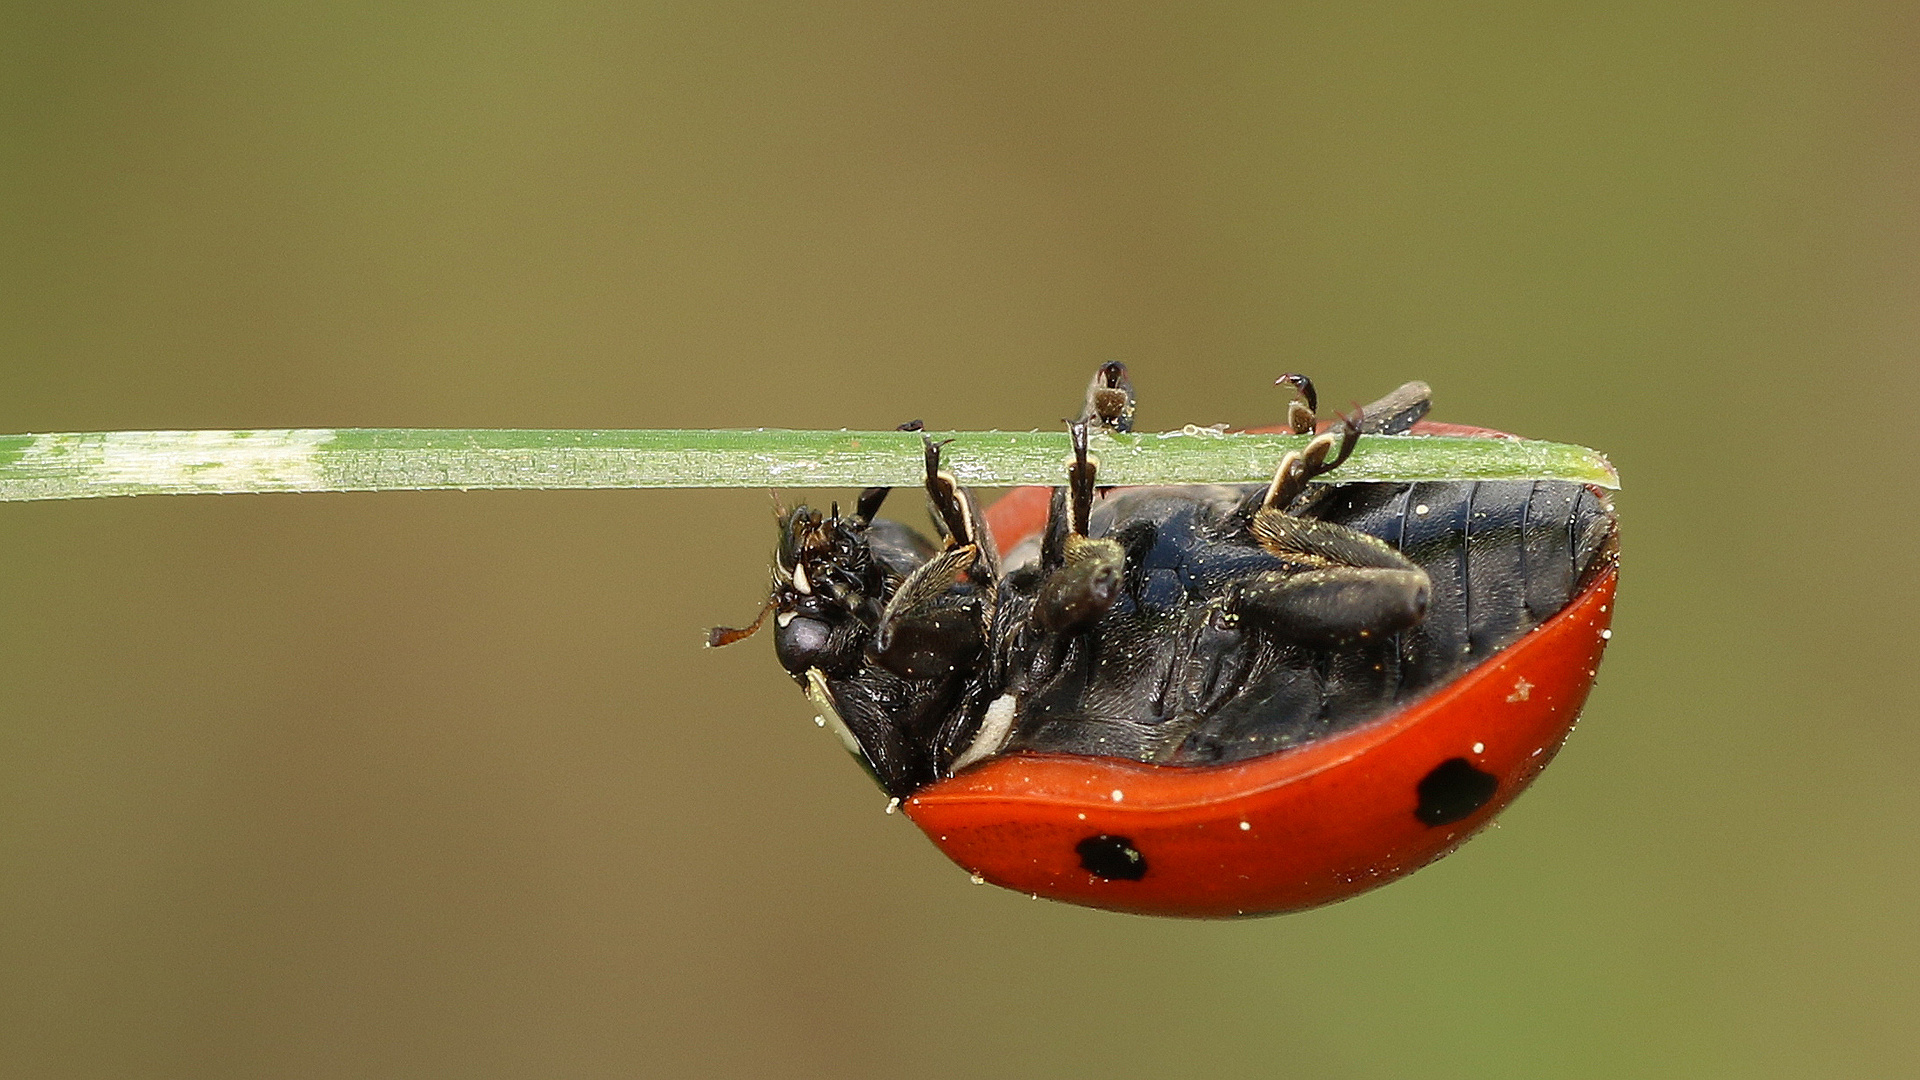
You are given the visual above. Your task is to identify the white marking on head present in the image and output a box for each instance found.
[804,668,863,758]
[950,693,1020,773]
[791,561,812,594]
[776,611,796,628]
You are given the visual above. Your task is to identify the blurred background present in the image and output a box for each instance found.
[3,2,1917,1077]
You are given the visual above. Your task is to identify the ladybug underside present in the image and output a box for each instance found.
[742,368,1617,798]
[987,478,1614,766]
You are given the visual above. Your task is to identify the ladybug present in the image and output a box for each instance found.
[713,364,1617,916]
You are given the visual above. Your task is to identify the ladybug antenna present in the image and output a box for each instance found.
[707,595,775,649]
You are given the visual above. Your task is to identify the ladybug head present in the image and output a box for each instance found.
[710,486,990,796]
[768,504,885,678]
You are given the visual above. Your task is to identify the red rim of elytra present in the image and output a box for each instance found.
[899,420,1615,917]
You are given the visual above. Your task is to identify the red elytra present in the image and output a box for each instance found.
[899,422,1616,917]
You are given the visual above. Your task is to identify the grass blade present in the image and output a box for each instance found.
[0,427,1617,502]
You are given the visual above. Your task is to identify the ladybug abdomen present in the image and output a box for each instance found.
[997,479,1615,766]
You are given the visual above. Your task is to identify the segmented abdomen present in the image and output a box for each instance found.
[1007,479,1616,765]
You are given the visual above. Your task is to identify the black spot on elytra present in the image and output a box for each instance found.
[1076,835,1148,881]
[1415,758,1498,827]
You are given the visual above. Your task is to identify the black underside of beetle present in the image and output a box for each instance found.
[743,371,1620,799]
[822,475,1615,795]
[986,477,1616,766]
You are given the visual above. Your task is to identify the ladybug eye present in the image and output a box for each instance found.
[774,613,836,675]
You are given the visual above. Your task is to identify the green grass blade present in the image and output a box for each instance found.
[0,427,1617,502]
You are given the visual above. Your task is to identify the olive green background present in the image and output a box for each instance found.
[4,3,1916,1077]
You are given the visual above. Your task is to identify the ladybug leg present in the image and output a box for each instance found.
[1357,380,1431,435]
[1234,412,1432,646]
[1065,420,1101,538]
[1229,518,1431,647]
[1274,375,1432,438]
[1032,421,1127,633]
[871,545,992,678]
[1267,380,1433,520]
[1237,512,1431,644]
[1034,361,1137,572]
[852,484,890,525]
[1262,412,1361,513]
[1275,373,1318,434]
[869,435,999,679]
[1079,361,1136,433]
[919,433,999,570]
[1225,563,1430,647]
[848,420,929,526]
